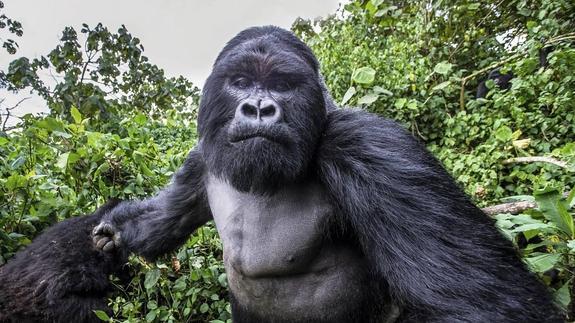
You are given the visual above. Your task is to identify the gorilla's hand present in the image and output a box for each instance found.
[92,222,122,252]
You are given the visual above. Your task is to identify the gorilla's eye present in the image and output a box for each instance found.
[231,77,253,90]
[268,80,292,92]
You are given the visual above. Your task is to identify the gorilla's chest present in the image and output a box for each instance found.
[206,175,332,277]
[205,175,369,320]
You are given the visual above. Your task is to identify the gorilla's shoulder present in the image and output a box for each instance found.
[319,108,423,159]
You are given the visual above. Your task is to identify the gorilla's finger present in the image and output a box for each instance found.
[102,240,115,252]
[96,236,111,250]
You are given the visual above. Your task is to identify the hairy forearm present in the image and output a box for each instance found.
[107,189,210,259]
[96,149,212,260]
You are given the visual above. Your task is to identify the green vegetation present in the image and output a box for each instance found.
[1,0,574,321]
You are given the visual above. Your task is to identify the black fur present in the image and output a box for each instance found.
[0,200,127,323]
[476,69,514,98]
[476,47,554,99]
[94,26,562,322]
[317,109,561,322]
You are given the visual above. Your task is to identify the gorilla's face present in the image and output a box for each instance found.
[198,27,326,193]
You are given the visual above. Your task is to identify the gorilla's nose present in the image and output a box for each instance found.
[236,99,282,125]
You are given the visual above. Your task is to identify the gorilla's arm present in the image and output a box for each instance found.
[93,149,212,260]
[317,109,560,322]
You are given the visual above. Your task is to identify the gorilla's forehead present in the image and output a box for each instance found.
[214,37,314,78]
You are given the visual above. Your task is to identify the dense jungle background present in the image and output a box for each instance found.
[1,0,574,322]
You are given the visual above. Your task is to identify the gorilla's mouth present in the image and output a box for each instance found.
[230,133,275,143]
[228,124,292,146]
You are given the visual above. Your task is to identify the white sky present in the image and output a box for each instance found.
[0,0,342,119]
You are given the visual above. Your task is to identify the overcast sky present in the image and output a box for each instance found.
[0,0,342,118]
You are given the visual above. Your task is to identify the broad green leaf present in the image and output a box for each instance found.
[554,280,571,310]
[352,67,376,84]
[567,188,575,208]
[535,188,575,237]
[357,93,379,105]
[510,222,553,233]
[394,98,407,109]
[36,117,64,132]
[145,310,157,322]
[494,126,513,141]
[71,106,82,124]
[93,310,110,321]
[340,86,356,105]
[144,268,161,289]
[525,253,561,273]
[134,113,148,126]
[433,62,453,75]
[56,152,70,170]
[372,86,393,96]
[406,100,418,110]
[432,81,451,91]
[53,131,72,139]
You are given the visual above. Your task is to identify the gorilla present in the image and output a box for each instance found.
[475,69,514,99]
[476,46,555,99]
[0,200,127,323]
[93,26,561,322]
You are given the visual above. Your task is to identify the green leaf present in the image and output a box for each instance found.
[351,67,376,84]
[372,86,392,96]
[134,113,148,126]
[535,188,574,237]
[394,98,407,109]
[510,222,553,233]
[71,106,82,124]
[200,303,209,313]
[525,253,561,273]
[146,310,157,322]
[357,93,379,105]
[433,62,453,75]
[56,152,70,170]
[432,81,451,91]
[144,268,161,289]
[340,86,356,105]
[93,310,110,321]
[494,126,513,141]
[554,279,571,310]
[566,188,575,208]
[0,137,9,146]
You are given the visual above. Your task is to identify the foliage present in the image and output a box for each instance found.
[494,186,575,312]
[0,0,22,55]
[3,23,199,122]
[0,0,574,321]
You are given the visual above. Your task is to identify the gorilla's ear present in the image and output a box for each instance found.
[318,74,337,111]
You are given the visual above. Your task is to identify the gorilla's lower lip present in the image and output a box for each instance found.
[229,133,275,143]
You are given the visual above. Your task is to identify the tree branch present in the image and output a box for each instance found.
[503,156,569,169]
[482,201,537,216]
[1,97,30,131]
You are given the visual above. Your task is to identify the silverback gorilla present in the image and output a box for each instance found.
[93,26,561,322]
[0,200,126,323]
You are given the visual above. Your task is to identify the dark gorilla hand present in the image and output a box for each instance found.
[92,221,121,252]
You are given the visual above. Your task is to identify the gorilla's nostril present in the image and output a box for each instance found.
[260,106,276,118]
[241,104,258,119]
